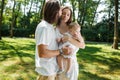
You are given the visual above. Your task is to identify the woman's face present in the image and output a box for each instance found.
[61,8,71,23]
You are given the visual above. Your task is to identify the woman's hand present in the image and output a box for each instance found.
[73,32,84,42]
[72,32,80,40]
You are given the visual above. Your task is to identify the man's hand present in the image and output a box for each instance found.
[56,38,62,43]
[62,46,73,55]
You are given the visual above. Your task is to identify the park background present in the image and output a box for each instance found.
[0,0,120,80]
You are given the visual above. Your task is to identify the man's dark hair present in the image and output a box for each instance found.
[43,0,60,23]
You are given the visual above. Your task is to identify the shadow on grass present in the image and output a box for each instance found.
[79,71,110,80]
[0,40,35,62]
[0,45,34,62]
[77,46,120,80]
[110,51,120,56]
[1,39,120,80]
[0,38,37,79]
[4,56,37,80]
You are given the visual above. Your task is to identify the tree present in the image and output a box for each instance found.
[10,0,16,38]
[39,0,45,21]
[91,0,101,25]
[0,0,5,40]
[112,0,119,49]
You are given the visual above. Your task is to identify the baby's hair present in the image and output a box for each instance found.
[68,22,81,29]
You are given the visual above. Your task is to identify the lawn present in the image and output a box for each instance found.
[0,37,120,80]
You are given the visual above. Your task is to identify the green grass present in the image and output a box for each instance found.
[0,37,36,80]
[77,42,120,80]
[0,38,120,80]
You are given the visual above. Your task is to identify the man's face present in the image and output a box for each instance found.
[59,8,62,17]
[55,8,62,23]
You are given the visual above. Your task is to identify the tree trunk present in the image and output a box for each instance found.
[79,0,85,24]
[10,0,16,38]
[71,1,75,21]
[26,0,33,28]
[77,0,81,24]
[81,0,87,26]
[91,0,101,25]
[112,0,118,49]
[39,0,45,21]
[0,0,5,40]
[24,0,26,16]
[108,1,112,42]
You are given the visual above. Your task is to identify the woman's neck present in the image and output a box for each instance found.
[58,22,69,34]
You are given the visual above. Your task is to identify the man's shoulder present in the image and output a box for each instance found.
[38,20,47,27]
[37,21,47,29]
[38,20,53,29]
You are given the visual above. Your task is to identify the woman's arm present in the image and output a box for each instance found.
[69,37,85,49]
[62,34,85,49]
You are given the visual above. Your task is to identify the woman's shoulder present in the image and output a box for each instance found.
[55,27,64,37]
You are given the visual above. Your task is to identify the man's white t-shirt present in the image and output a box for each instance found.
[35,20,58,76]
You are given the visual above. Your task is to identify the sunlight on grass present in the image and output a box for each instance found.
[78,42,120,80]
[0,37,120,80]
[0,37,36,80]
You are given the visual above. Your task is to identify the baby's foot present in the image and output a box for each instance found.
[57,69,64,74]
[66,72,70,78]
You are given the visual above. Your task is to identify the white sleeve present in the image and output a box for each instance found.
[64,32,71,37]
[35,27,49,46]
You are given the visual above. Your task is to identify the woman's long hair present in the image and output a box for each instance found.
[57,6,72,26]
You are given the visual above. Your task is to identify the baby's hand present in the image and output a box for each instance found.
[62,35,70,42]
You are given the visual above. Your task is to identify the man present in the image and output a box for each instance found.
[35,0,72,80]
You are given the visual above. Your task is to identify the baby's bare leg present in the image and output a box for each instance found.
[57,55,63,69]
[66,58,71,73]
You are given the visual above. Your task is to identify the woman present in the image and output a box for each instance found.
[56,6,85,80]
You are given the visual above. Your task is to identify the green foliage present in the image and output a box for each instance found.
[82,28,98,41]
[82,17,120,42]
[0,0,120,43]
[1,24,9,36]
[94,20,110,42]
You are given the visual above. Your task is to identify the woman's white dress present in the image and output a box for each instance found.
[55,28,79,80]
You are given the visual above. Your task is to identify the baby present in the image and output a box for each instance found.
[57,22,84,77]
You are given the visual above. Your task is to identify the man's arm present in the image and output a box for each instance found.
[38,44,60,58]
